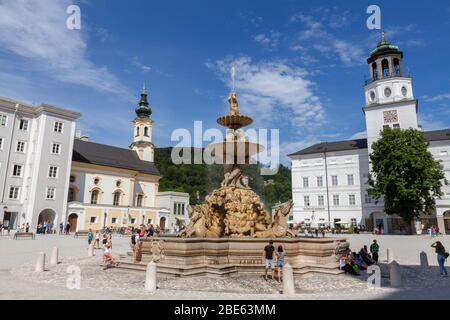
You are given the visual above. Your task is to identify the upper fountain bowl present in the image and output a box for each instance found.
[217,114,253,130]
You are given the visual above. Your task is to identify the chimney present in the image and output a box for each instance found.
[75,129,82,139]
[80,134,90,142]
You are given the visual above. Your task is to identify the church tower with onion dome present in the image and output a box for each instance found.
[130,84,155,162]
[363,32,419,152]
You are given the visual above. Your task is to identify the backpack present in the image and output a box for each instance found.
[131,234,136,245]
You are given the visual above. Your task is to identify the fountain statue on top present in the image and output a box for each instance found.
[178,90,295,238]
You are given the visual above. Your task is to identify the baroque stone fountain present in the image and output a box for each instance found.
[178,91,295,239]
[119,91,348,277]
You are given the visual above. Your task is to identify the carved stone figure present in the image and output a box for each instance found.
[228,92,239,115]
[221,167,250,189]
[253,201,296,238]
[150,240,165,262]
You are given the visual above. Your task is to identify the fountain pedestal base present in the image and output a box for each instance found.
[118,237,349,278]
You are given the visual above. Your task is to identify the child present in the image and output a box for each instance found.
[275,245,285,282]
[94,231,100,249]
[102,243,118,270]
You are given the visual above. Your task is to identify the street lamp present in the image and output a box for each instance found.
[2,206,7,224]
[103,212,107,230]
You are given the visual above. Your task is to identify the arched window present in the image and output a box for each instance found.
[136,127,140,137]
[382,59,390,77]
[113,191,121,206]
[393,58,401,76]
[372,63,378,80]
[91,190,99,205]
[144,127,149,137]
[137,194,144,207]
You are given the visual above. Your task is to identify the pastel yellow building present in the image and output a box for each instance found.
[66,87,189,232]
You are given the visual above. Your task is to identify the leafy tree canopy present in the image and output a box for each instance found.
[368,128,446,222]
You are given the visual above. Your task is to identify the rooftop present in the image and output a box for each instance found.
[72,139,160,176]
[0,96,81,120]
[367,32,403,63]
[289,128,450,157]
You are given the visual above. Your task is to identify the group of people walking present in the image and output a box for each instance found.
[429,226,442,238]
[130,224,163,240]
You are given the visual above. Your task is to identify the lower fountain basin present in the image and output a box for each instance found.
[120,237,349,278]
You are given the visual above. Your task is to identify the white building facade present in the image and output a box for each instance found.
[0,96,80,230]
[289,36,450,234]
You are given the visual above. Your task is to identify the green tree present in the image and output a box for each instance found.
[368,128,446,223]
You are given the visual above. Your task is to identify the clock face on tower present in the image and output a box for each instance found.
[383,110,399,124]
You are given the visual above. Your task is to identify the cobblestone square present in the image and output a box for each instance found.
[1,233,449,300]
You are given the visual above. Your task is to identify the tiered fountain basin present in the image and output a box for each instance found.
[118,237,349,278]
[217,114,253,130]
[205,140,265,164]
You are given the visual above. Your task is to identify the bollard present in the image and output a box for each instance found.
[50,247,59,265]
[88,244,94,257]
[35,252,46,272]
[420,251,429,268]
[387,248,394,263]
[389,260,402,288]
[282,263,295,295]
[145,261,157,293]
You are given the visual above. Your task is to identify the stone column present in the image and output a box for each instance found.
[388,56,395,76]
[145,261,157,293]
[389,260,402,288]
[282,263,295,295]
[420,251,429,268]
[386,248,394,263]
[35,252,45,272]
[376,58,383,80]
[50,247,59,265]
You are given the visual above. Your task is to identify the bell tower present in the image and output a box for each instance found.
[130,84,155,162]
[363,32,419,152]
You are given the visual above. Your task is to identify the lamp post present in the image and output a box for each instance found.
[123,206,130,226]
[2,206,7,233]
[103,212,107,231]
[323,146,332,228]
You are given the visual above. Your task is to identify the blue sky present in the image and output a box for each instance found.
[0,0,449,164]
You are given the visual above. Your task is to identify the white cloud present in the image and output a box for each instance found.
[418,113,446,131]
[423,93,450,103]
[290,13,365,65]
[398,39,427,48]
[351,131,367,139]
[132,56,152,73]
[207,56,325,131]
[254,31,281,49]
[0,0,130,99]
